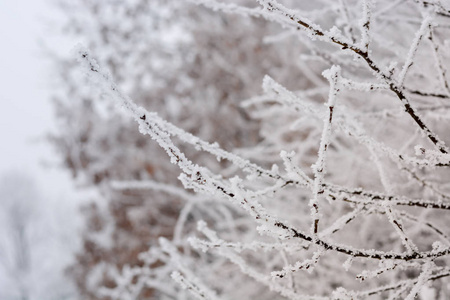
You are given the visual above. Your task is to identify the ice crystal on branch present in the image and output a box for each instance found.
[53,0,450,299]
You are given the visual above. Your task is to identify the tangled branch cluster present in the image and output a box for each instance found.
[72,0,450,299]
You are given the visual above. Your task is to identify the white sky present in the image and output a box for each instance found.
[0,1,85,296]
[0,0,77,198]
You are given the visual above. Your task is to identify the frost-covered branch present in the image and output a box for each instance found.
[66,1,450,298]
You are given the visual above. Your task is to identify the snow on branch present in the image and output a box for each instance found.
[397,16,432,87]
[310,66,340,236]
[70,0,450,297]
[248,0,449,154]
[75,48,450,263]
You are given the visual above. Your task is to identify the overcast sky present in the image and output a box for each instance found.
[0,1,86,296]
[0,0,77,198]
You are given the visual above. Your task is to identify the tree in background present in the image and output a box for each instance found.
[51,0,305,298]
[56,0,450,299]
[0,171,76,300]
[0,172,36,300]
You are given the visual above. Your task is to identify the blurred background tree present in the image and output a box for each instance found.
[0,171,77,300]
[51,0,306,298]
[51,0,450,299]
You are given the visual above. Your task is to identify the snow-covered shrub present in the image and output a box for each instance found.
[52,0,303,297]
[61,0,450,299]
